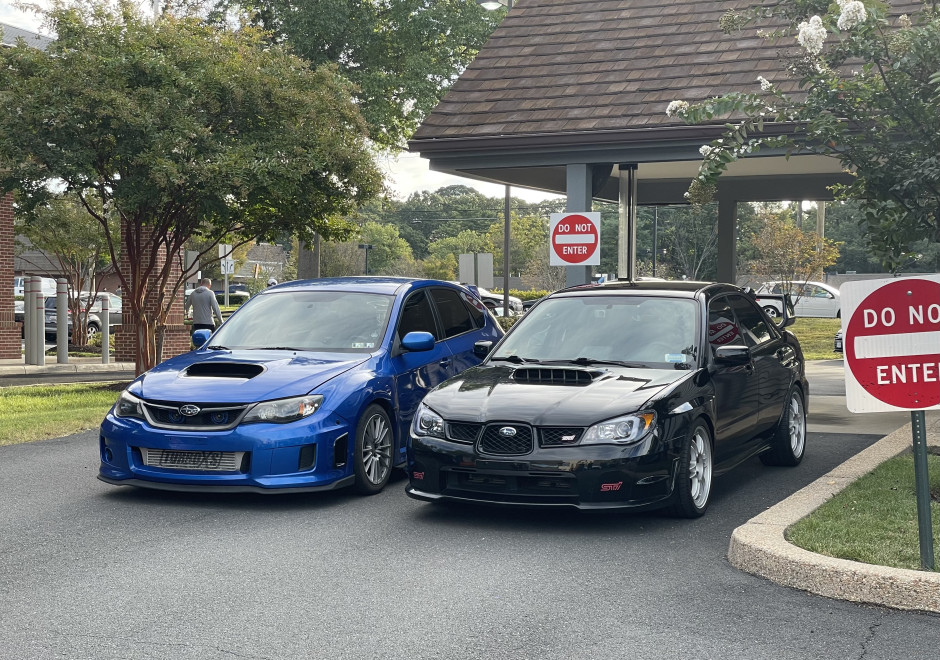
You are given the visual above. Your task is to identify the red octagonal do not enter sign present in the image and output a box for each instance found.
[843,276,940,412]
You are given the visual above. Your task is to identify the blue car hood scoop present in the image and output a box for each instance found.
[183,362,265,379]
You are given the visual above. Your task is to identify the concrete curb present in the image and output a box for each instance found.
[728,423,940,613]
[0,361,136,376]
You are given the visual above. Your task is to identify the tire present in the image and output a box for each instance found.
[353,404,393,495]
[760,388,806,467]
[668,421,713,518]
[87,323,100,340]
[762,305,780,318]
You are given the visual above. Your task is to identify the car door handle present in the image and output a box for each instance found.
[439,358,451,367]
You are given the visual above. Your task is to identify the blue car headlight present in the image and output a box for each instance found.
[412,402,445,439]
[113,390,145,420]
[242,395,323,424]
[581,412,655,445]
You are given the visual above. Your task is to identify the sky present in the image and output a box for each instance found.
[0,1,559,204]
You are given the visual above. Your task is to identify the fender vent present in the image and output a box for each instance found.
[511,367,602,386]
[184,362,265,379]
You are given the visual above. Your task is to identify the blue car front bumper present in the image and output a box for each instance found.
[98,411,356,493]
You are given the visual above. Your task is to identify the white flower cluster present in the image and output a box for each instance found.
[797,15,827,55]
[757,76,772,91]
[898,14,911,29]
[699,144,714,157]
[837,0,867,30]
[665,100,689,117]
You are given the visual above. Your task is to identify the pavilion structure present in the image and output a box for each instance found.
[409,0,917,286]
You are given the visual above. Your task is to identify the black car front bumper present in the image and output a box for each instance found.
[407,435,680,510]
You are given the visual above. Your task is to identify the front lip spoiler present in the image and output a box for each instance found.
[405,486,667,511]
[97,474,355,494]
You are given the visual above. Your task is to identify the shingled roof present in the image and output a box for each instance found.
[414,0,919,140]
[410,0,921,201]
[0,22,52,51]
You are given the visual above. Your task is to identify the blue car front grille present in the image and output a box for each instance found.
[142,401,250,431]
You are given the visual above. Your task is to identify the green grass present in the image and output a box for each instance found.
[785,317,842,360]
[787,453,940,571]
[0,383,127,446]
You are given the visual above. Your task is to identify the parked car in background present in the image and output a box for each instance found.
[755,281,841,318]
[408,280,807,516]
[44,292,122,340]
[465,285,524,315]
[834,328,843,353]
[14,276,57,297]
[99,277,503,494]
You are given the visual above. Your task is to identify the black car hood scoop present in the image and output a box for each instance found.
[510,366,607,386]
[183,362,265,379]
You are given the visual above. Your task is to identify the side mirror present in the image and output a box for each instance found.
[192,328,212,349]
[714,345,751,365]
[474,340,493,358]
[401,331,435,352]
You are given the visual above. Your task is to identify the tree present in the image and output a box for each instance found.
[745,207,840,299]
[427,230,494,263]
[16,191,119,344]
[674,1,940,273]
[0,1,381,373]
[218,0,500,149]
[485,214,548,278]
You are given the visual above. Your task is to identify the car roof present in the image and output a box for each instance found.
[261,276,464,297]
[549,279,739,300]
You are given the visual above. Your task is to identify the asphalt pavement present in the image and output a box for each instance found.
[0,358,938,658]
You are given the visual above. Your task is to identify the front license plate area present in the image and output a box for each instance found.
[140,447,244,472]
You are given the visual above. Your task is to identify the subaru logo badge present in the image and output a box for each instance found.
[179,405,201,417]
[498,426,517,437]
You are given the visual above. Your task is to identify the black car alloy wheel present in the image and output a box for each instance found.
[670,421,713,518]
[354,404,393,495]
[760,388,806,467]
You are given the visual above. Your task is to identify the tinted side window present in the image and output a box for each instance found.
[431,288,475,338]
[397,291,440,341]
[707,298,747,351]
[460,291,486,329]
[728,294,773,346]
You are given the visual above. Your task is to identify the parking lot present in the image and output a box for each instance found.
[1,375,936,660]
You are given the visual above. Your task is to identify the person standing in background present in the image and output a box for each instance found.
[185,277,224,332]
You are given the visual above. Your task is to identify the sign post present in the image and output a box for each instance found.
[842,275,939,569]
[549,212,601,267]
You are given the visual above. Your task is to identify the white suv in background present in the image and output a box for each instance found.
[14,276,58,297]
[755,281,841,318]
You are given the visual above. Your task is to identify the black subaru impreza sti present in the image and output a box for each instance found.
[407,280,807,517]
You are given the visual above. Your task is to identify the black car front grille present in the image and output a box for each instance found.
[142,401,250,431]
[447,422,482,444]
[539,427,584,447]
[479,424,533,455]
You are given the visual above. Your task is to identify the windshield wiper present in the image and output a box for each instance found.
[245,346,305,351]
[544,357,649,368]
[490,355,539,364]
[205,344,228,350]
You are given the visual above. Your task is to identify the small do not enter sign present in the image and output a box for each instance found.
[843,276,940,412]
[549,212,600,266]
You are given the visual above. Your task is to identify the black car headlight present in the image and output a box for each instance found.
[412,402,445,439]
[113,390,145,420]
[581,412,656,445]
[242,395,323,424]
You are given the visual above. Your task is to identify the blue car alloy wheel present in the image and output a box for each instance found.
[98,277,502,494]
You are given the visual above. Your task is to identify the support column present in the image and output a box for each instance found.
[717,198,738,285]
[565,163,593,287]
[0,194,19,358]
[618,164,638,281]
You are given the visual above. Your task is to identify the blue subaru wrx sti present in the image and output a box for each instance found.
[98,277,503,494]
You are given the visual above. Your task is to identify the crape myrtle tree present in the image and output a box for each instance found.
[215,0,501,150]
[0,1,382,373]
[669,0,940,273]
[15,191,119,345]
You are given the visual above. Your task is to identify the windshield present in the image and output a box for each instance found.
[209,290,394,352]
[491,295,699,367]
